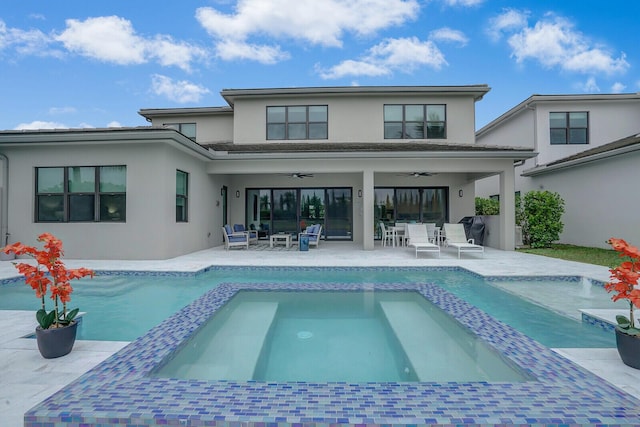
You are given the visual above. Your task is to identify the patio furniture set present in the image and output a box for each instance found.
[379,222,484,259]
[222,223,323,250]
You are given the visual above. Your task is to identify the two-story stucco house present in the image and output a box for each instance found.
[475,93,640,248]
[0,85,535,260]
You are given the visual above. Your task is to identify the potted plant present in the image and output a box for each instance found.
[3,233,94,358]
[605,237,640,369]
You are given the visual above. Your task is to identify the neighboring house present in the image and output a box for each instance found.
[475,93,640,248]
[0,85,534,260]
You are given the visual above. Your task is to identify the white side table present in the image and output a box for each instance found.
[270,234,291,248]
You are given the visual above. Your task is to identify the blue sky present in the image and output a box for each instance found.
[1,0,638,131]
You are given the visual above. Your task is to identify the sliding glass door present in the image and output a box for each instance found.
[247,187,353,240]
[374,187,448,238]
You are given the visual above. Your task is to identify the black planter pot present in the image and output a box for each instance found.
[615,327,640,369]
[35,321,78,359]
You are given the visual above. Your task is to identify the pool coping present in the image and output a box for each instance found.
[24,275,640,426]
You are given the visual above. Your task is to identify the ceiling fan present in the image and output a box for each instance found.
[286,172,314,179]
[397,172,436,177]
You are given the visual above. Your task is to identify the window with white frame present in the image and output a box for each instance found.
[549,112,588,144]
[266,105,328,140]
[36,165,126,222]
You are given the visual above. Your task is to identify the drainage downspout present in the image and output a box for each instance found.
[0,153,8,247]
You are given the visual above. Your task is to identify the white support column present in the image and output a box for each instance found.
[362,169,375,250]
[499,166,516,251]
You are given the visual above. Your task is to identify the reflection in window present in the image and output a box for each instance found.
[176,170,188,222]
[550,112,588,144]
[267,105,328,140]
[165,123,197,141]
[384,104,446,139]
[36,166,126,222]
[374,187,448,238]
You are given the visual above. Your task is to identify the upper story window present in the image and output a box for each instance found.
[267,105,328,140]
[549,112,588,144]
[36,165,126,222]
[176,170,188,222]
[165,123,197,141]
[384,104,446,139]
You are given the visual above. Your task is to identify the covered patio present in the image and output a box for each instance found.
[206,141,536,251]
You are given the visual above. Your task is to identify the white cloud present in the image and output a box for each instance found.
[151,74,211,103]
[107,121,122,128]
[486,9,528,42]
[14,120,67,130]
[317,60,391,79]
[576,76,600,93]
[443,0,484,6]
[48,106,77,115]
[611,82,626,93]
[429,27,468,46]
[215,39,289,64]
[318,37,446,79]
[55,16,204,71]
[491,10,629,75]
[0,19,62,58]
[196,0,419,63]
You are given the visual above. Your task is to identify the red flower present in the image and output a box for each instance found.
[606,238,640,329]
[3,233,93,329]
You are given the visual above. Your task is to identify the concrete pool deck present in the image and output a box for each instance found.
[1,242,639,426]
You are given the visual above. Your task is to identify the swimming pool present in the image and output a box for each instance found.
[23,275,640,426]
[0,266,619,346]
[153,290,531,383]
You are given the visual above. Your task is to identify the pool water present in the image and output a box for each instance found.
[0,267,619,347]
[154,290,530,382]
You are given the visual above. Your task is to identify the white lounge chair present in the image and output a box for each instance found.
[443,223,484,258]
[222,224,249,250]
[405,224,440,258]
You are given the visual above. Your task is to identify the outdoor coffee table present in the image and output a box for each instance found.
[270,234,291,248]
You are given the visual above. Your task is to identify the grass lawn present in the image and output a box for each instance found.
[517,244,621,268]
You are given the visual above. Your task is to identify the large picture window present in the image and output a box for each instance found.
[267,105,328,140]
[549,112,588,144]
[384,104,446,139]
[36,166,126,222]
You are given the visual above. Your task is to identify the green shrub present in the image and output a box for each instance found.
[522,190,565,248]
[475,197,499,215]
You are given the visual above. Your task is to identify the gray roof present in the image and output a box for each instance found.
[547,133,640,166]
[522,133,640,176]
[204,141,533,154]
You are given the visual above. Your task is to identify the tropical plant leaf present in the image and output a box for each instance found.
[616,314,631,328]
[57,308,79,325]
[36,308,56,329]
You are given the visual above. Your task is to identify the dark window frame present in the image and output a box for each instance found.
[164,122,197,141]
[549,111,589,145]
[35,165,126,223]
[266,105,328,140]
[176,169,189,223]
[384,104,447,140]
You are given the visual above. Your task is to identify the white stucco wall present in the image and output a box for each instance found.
[231,94,477,144]
[2,141,221,260]
[527,150,640,249]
